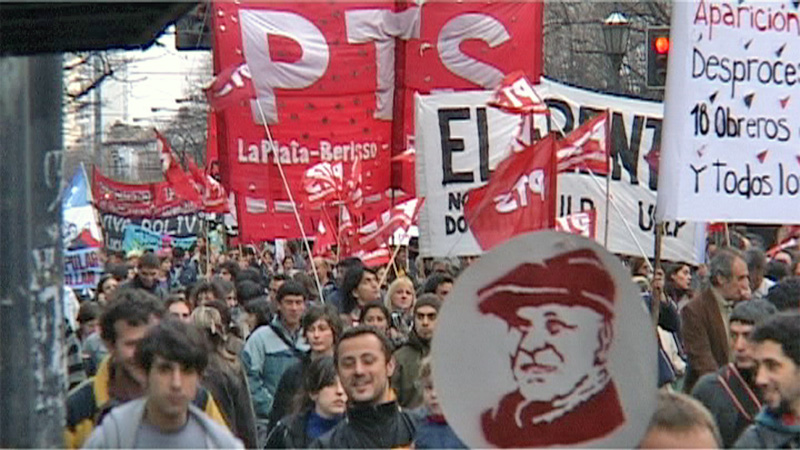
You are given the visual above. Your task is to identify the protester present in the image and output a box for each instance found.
[384,276,416,340]
[192,306,258,449]
[639,391,721,448]
[171,246,199,288]
[76,302,102,342]
[735,313,800,448]
[217,260,240,283]
[746,248,774,301]
[191,280,225,308]
[682,248,751,392]
[268,273,289,307]
[65,290,226,448]
[340,265,381,325]
[421,273,454,301]
[82,320,243,449]
[310,326,417,448]
[311,256,336,302]
[165,295,192,323]
[392,294,441,409]
[95,274,119,305]
[692,299,777,447]
[242,281,309,440]
[265,356,347,448]
[326,257,364,311]
[413,357,466,449]
[765,276,800,312]
[268,304,343,428]
[119,252,166,300]
[765,259,790,283]
[242,297,272,337]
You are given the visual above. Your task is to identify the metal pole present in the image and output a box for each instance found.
[652,222,665,328]
[0,54,65,447]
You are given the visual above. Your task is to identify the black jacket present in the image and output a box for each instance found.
[268,357,310,429]
[309,401,417,449]
[265,410,311,449]
[692,364,760,448]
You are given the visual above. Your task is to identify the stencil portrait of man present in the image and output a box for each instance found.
[478,248,625,448]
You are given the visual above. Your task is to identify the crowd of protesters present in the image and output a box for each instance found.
[60,226,800,448]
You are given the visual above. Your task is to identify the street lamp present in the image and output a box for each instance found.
[603,11,630,91]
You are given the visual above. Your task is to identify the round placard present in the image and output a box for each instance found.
[432,231,657,448]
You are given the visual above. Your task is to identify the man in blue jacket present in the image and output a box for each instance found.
[241,281,308,440]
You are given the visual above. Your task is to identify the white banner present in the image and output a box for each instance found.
[416,91,521,257]
[416,79,705,262]
[659,1,800,223]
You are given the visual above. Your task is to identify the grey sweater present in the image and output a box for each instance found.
[82,397,243,449]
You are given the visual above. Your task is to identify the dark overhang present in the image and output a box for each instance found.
[0,2,197,55]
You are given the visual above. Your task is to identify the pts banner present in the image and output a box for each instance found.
[210,1,542,241]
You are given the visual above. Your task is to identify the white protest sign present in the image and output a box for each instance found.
[416,81,705,262]
[532,79,704,263]
[658,0,800,223]
[415,91,520,257]
[432,231,657,448]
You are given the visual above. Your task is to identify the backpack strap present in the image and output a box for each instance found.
[270,323,305,359]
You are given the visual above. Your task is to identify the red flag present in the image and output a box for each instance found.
[312,216,336,258]
[186,157,228,214]
[464,135,557,251]
[156,131,202,205]
[352,198,421,253]
[488,71,549,115]
[556,111,610,176]
[392,149,416,198]
[204,63,254,112]
[352,247,392,268]
[555,209,597,239]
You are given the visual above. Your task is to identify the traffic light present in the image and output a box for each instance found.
[175,4,211,51]
[646,27,670,89]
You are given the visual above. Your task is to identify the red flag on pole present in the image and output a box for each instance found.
[186,156,228,214]
[488,71,549,115]
[156,131,202,205]
[464,135,557,251]
[556,111,610,175]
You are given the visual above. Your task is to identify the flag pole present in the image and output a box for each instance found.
[586,168,653,272]
[652,221,664,327]
[603,109,612,248]
[254,102,325,303]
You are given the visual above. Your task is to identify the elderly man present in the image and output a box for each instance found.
[682,248,751,393]
[478,248,624,448]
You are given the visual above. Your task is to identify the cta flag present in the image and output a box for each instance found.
[464,135,557,251]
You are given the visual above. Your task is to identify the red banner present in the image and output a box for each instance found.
[463,135,557,251]
[92,168,197,217]
[211,1,543,241]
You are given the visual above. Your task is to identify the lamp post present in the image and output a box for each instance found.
[603,11,630,92]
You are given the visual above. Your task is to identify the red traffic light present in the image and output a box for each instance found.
[654,36,670,55]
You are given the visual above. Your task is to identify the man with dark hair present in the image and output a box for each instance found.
[120,252,166,299]
[639,391,721,448]
[311,326,417,448]
[682,248,752,392]
[327,257,364,311]
[766,276,800,312]
[746,248,774,300]
[83,321,243,449]
[171,246,198,288]
[692,299,777,447]
[191,280,225,307]
[392,294,441,408]
[242,281,309,433]
[268,273,289,308]
[735,313,800,448]
[422,273,454,301]
[64,290,226,448]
